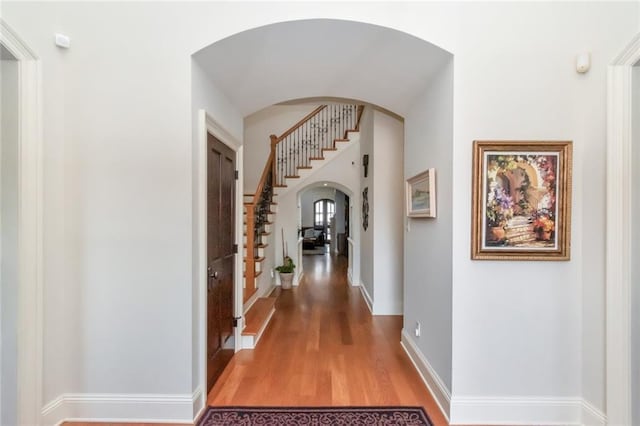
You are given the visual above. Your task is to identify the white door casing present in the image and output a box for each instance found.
[606,32,640,426]
[194,110,243,419]
[0,19,44,426]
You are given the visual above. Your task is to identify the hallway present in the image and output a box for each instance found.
[207,254,448,425]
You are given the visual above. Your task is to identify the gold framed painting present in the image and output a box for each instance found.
[406,168,436,218]
[471,141,572,260]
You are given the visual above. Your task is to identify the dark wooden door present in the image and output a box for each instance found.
[207,133,235,393]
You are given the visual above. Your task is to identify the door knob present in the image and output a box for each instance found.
[208,267,218,279]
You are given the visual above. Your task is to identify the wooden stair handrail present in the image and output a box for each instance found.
[275,105,327,144]
[251,149,275,206]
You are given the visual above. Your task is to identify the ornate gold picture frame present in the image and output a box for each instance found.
[471,141,572,260]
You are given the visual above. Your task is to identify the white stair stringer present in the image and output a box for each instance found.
[274,131,360,198]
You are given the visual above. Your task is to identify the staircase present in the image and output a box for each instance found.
[240,103,363,348]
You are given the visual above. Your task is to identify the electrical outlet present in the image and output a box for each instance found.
[270,268,274,278]
[415,321,421,338]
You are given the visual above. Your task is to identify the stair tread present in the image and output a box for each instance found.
[284,175,300,179]
[297,166,312,169]
[334,138,349,142]
[309,157,324,160]
[244,243,269,248]
[322,148,338,151]
[243,297,276,336]
[243,270,263,278]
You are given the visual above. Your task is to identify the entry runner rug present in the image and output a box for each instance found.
[197,406,433,425]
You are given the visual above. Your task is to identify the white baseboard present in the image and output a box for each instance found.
[400,329,451,421]
[450,395,586,425]
[347,269,355,285]
[358,283,373,314]
[581,399,606,426]
[42,388,201,426]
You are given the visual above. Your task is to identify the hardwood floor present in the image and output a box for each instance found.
[66,253,448,426]
[207,253,448,425]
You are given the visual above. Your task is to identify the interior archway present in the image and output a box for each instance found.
[191,18,454,419]
[192,19,452,117]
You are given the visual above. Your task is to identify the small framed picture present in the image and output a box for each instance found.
[471,140,572,260]
[406,169,436,218]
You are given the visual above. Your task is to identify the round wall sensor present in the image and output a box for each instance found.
[576,52,590,73]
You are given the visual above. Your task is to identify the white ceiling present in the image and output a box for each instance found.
[193,19,452,117]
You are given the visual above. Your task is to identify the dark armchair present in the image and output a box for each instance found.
[302,227,325,249]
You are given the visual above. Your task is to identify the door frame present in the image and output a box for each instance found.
[0,19,44,426]
[195,110,243,410]
[606,32,640,426]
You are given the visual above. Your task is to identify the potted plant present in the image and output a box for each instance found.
[275,256,295,290]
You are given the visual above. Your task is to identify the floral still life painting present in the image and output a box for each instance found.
[472,141,572,260]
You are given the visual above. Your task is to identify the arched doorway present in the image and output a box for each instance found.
[191,18,453,418]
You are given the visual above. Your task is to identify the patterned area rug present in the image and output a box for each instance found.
[197,406,433,425]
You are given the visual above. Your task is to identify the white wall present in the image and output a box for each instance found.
[358,108,404,315]
[358,108,375,304]
[372,110,404,315]
[2,2,638,425]
[3,3,248,421]
[632,63,640,426]
[448,4,636,423]
[403,59,453,397]
[1,57,19,426]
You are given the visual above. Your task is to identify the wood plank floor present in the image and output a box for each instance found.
[207,253,448,425]
[66,253,448,426]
